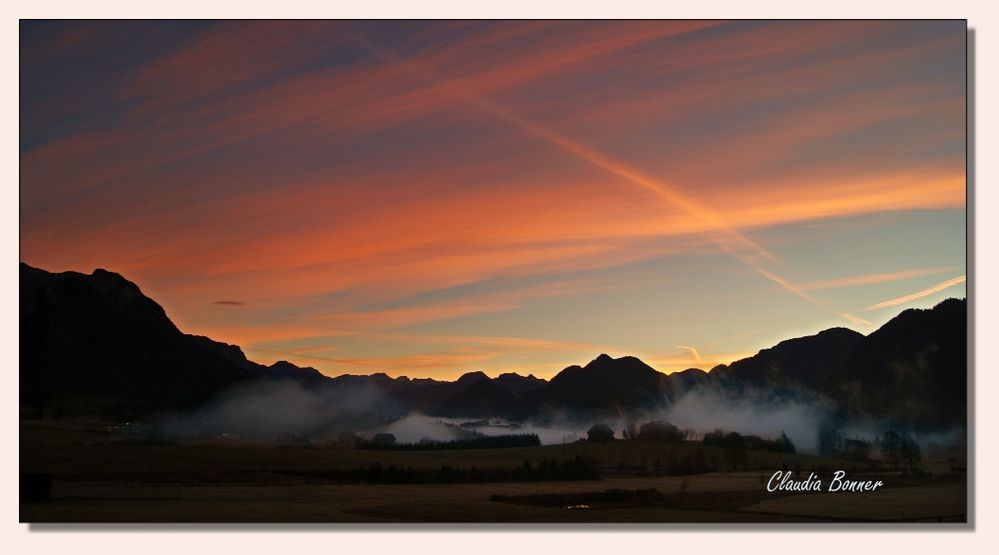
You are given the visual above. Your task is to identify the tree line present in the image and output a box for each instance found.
[355,433,541,451]
[817,423,922,470]
[298,455,601,484]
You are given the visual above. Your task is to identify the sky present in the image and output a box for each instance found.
[19,20,967,380]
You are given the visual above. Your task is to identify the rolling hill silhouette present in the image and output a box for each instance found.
[19,263,966,431]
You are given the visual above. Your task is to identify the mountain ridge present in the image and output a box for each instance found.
[19,262,967,431]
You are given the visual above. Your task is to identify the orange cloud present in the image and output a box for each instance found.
[20,166,962,338]
[21,21,966,379]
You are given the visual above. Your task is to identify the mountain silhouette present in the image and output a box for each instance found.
[708,327,866,391]
[822,298,967,429]
[493,372,546,394]
[19,263,966,432]
[435,378,526,418]
[527,354,675,418]
[21,263,321,418]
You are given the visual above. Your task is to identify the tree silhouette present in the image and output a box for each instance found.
[842,438,870,461]
[881,430,902,470]
[587,423,615,442]
[777,431,796,454]
[900,433,922,472]
[372,433,396,446]
[637,421,684,442]
[818,422,845,456]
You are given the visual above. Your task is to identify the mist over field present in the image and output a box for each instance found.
[20,258,968,456]
[152,382,591,445]
[145,376,964,455]
[153,378,401,440]
[657,386,833,452]
[380,414,582,445]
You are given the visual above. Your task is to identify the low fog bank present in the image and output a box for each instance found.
[655,386,966,455]
[151,379,404,441]
[657,386,833,452]
[379,414,581,445]
[148,380,584,445]
[142,378,965,455]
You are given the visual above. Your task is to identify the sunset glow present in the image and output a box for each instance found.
[20,21,966,379]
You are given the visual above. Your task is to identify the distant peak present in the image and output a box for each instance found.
[91,268,124,279]
[88,268,142,295]
[457,370,490,384]
[934,297,966,309]
[497,372,543,381]
[817,326,865,337]
[595,353,613,362]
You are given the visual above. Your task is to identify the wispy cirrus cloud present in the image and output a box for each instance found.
[674,345,703,363]
[20,21,966,379]
[648,350,756,373]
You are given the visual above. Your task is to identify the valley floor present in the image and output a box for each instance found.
[20,420,967,524]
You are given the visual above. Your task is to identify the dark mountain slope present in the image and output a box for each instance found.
[264,360,328,383]
[529,354,674,418]
[20,262,967,433]
[433,379,526,418]
[823,298,967,429]
[494,372,546,394]
[20,263,259,418]
[709,327,866,391]
[663,367,711,398]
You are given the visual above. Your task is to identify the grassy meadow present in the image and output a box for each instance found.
[20,420,967,523]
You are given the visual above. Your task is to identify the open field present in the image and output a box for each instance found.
[20,420,967,523]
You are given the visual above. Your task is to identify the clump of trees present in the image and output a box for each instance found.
[881,430,922,472]
[700,429,796,470]
[587,423,615,442]
[357,433,541,451]
[774,431,797,454]
[817,423,875,462]
[371,433,396,446]
[817,423,921,469]
[702,429,796,454]
[841,438,871,462]
[818,422,845,456]
[342,455,600,484]
[703,430,750,468]
[636,421,685,442]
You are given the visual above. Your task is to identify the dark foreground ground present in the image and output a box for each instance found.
[20,420,967,523]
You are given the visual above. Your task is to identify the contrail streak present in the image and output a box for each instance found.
[481,104,776,262]
[674,344,703,363]
[864,275,966,311]
[350,32,870,327]
[794,267,951,291]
